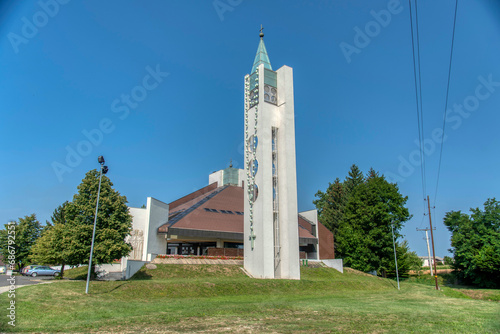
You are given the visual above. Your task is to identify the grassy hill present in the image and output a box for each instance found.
[1,264,498,333]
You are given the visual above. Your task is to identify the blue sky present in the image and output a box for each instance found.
[1,0,499,258]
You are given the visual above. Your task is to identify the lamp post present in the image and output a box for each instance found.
[85,156,108,294]
[391,222,400,290]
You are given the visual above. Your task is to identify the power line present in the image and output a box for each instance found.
[408,0,427,219]
[408,0,427,211]
[415,0,426,200]
[434,0,459,206]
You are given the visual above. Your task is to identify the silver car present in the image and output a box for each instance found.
[26,266,61,277]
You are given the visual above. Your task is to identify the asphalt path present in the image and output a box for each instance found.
[0,274,54,294]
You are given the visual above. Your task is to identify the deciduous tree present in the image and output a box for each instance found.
[30,202,69,277]
[0,214,42,270]
[64,169,132,278]
[444,198,500,288]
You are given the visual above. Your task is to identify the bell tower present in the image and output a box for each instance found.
[243,28,300,279]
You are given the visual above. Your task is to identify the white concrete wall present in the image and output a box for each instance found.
[144,197,169,261]
[128,198,168,262]
[208,170,223,187]
[123,258,149,279]
[238,169,245,187]
[245,63,276,279]
[129,207,147,233]
[322,259,343,273]
[244,63,300,280]
[276,65,300,279]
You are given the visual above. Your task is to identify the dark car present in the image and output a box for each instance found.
[26,266,61,277]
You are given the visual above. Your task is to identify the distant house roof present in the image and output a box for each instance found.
[418,256,444,262]
[158,184,317,244]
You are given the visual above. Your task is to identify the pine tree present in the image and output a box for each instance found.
[314,166,412,274]
[344,164,364,195]
[314,178,344,230]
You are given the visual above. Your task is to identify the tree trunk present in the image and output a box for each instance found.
[60,261,65,278]
[91,263,96,280]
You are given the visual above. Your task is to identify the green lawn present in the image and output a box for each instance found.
[1,264,499,333]
[407,272,500,302]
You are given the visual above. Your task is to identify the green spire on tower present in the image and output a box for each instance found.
[251,25,272,73]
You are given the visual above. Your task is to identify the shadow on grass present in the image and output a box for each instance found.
[384,279,400,290]
[90,282,130,295]
[67,273,88,280]
[130,269,153,280]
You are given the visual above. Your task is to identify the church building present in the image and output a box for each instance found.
[123,30,335,279]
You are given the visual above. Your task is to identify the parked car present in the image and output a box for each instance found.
[0,266,6,274]
[26,266,61,277]
[21,265,39,276]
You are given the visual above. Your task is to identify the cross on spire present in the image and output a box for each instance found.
[259,25,264,38]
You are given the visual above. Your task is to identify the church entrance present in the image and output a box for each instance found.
[166,242,217,256]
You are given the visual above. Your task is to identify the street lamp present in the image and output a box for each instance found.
[85,156,108,294]
[391,222,400,290]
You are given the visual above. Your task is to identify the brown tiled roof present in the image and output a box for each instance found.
[158,185,317,244]
[168,186,220,216]
[169,183,218,211]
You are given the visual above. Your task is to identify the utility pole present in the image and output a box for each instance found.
[426,195,439,290]
[416,227,435,276]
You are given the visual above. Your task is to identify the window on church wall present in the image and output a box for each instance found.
[224,242,243,249]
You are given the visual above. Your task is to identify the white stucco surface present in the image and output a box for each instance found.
[244,63,300,280]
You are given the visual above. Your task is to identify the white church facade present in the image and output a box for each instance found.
[121,30,335,279]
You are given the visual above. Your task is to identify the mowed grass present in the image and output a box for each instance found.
[0,265,498,333]
[407,272,500,302]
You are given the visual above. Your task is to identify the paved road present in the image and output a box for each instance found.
[0,274,54,294]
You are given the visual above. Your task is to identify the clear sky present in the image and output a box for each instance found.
[1,0,499,258]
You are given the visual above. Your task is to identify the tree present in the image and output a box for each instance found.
[314,177,345,233]
[314,165,412,275]
[0,214,42,270]
[30,202,69,277]
[384,240,422,278]
[444,198,500,288]
[443,256,454,266]
[63,169,132,278]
